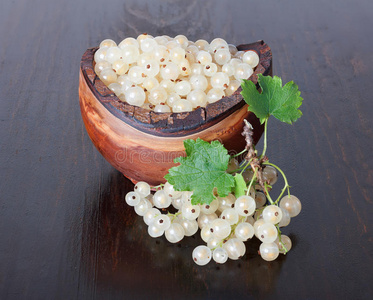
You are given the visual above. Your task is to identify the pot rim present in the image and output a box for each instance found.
[79,40,272,137]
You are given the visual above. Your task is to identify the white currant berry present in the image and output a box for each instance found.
[276,234,292,254]
[262,165,278,185]
[192,245,212,266]
[220,208,239,225]
[254,219,266,238]
[262,205,283,224]
[280,195,302,217]
[200,199,219,214]
[242,50,259,68]
[197,212,218,229]
[125,191,142,206]
[255,191,267,208]
[177,216,198,236]
[200,223,214,242]
[143,208,161,225]
[260,242,279,261]
[134,199,152,216]
[165,223,185,243]
[213,247,228,264]
[134,181,151,197]
[164,182,182,199]
[100,39,117,49]
[223,238,246,260]
[210,219,231,240]
[235,222,255,241]
[153,190,171,209]
[235,195,256,216]
[153,214,171,231]
[256,222,278,243]
[148,223,164,238]
[181,202,201,220]
[278,207,291,227]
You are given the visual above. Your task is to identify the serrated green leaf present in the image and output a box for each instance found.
[241,74,303,124]
[233,173,246,198]
[165,138,235,205]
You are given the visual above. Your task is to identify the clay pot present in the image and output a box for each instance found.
[79,40,272,185]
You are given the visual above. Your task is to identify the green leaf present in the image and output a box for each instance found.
[241,74,303,124]
[233,173,246,198]
[165,138,235,205]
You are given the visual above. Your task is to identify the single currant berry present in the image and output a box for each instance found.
[200,223,215,242]
[197,212,218,229]
[192,245,212,266]
[253,219,266,238]
[256,222,278,243]
[222,238,246,260]
[255,191,267,208]
[165,223,185,243]
[148,223,164,238]
[207,236,222,249]
[153,215,171,231]
[163,182,182,199]
[209,219,231,240]
[262,205,283,224]
[280,195,302,217]
[276,234,292,254]
[153,190,171,209]
[177,215,199,236]
[213,247,229,264]
[278,207,291,227]
[262,165,278,185]
[200,199,219,214]
[234,195,256,217]
[125,191,142,206]
[181,202,201,220]
[134,199,152,216]
[234,222,255,241]
[143,207,161,225]
[259,242,279,261]
[217,194,236,212]
[220,208,239,225]
[134,181,151,197]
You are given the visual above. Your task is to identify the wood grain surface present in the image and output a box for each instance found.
[1,0,373,299]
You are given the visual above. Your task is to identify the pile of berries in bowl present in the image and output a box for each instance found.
[93,34,260,112]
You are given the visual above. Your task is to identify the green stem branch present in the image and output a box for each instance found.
[246,174,256,196]
[167,211,182,222]
[263,162,291,203]
[232,148,248,158]
[239,158,252,175]
[264,183,274,204]
[261,119,269,158]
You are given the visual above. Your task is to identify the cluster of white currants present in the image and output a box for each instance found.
[125,171,301,266]
[94,34,259,112]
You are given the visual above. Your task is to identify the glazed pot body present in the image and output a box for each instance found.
[79,41,272,185]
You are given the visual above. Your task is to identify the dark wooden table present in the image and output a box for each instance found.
[1,0,372,299]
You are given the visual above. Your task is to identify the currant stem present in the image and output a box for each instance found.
[151,183,164,190]
[228,166,246,174]
[246,174,256,196]
[240,158,252,175]
[261,118,269,158]
[263,162,291,203]
[264,183,274,204]
[228,157,253,174]
[232,148,248,158]
[277,226,288,254]
[167,211,182,222]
